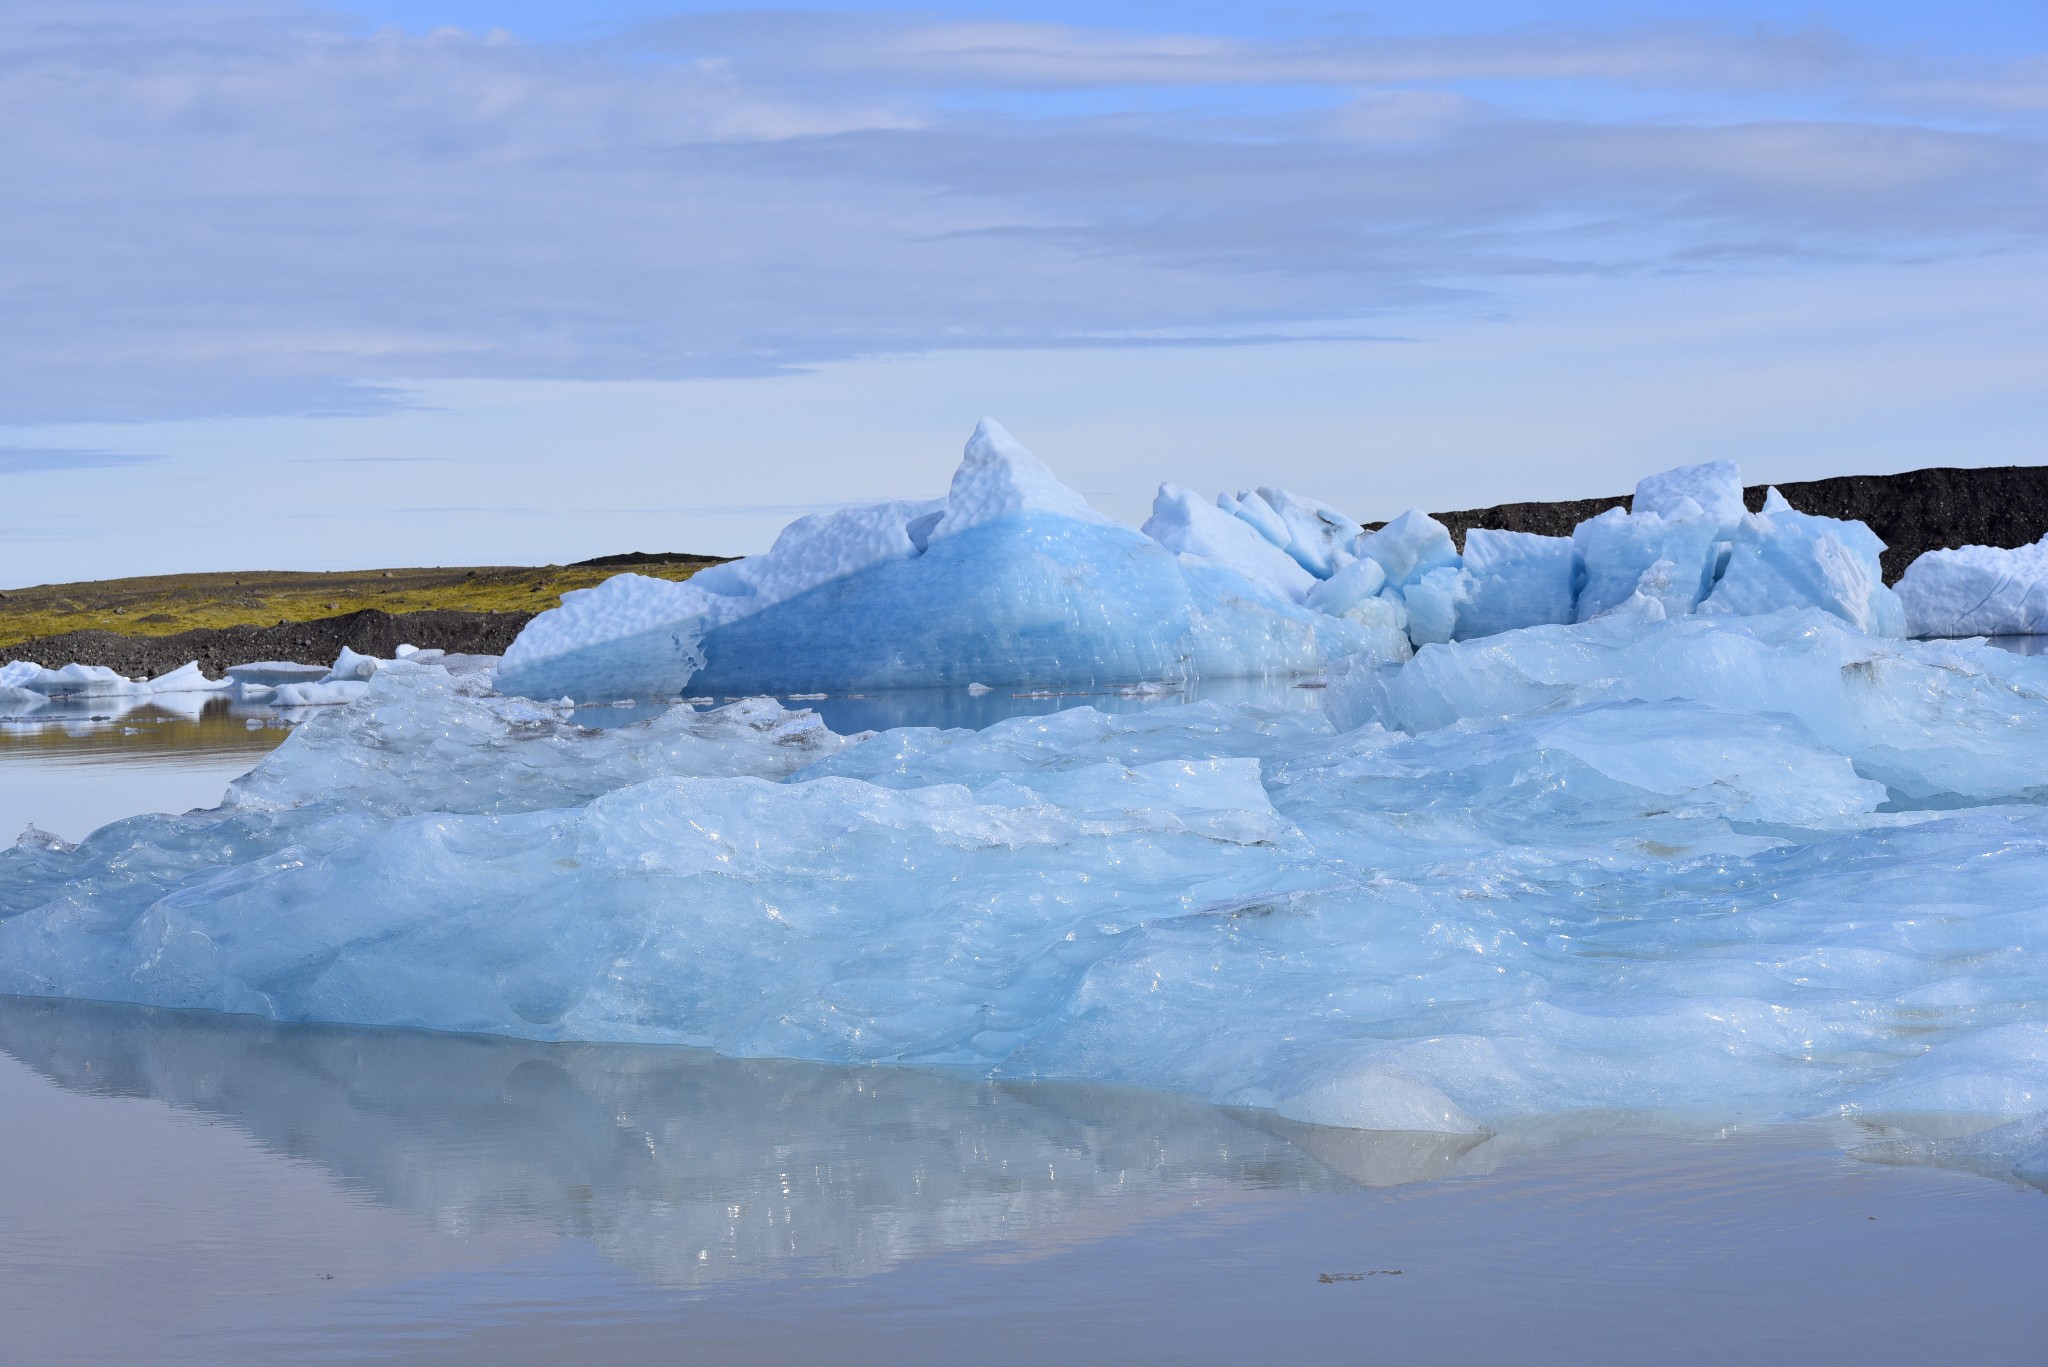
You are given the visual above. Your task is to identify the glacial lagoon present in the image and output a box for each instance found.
[3,665,2046,1362]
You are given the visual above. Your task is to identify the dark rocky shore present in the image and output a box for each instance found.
[7,608,534,677]
[1401,463,2048,584]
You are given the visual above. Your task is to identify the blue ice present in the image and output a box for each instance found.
[8,610,2048,1136]
[491,434,1919,706]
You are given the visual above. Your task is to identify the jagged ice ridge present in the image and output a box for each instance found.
[495,423,1935,704]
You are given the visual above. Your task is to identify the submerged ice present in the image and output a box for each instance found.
[7,609,2048,1135]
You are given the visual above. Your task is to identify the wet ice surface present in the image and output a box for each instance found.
[0,996,2044,1367]
[7,612,2048,1142]
[2,644,2046,1362]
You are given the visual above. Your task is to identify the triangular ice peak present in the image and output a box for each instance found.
[933,417,1113,540]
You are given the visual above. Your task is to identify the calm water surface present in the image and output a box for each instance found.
[2,658,2044,1363]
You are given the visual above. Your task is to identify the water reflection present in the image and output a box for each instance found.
[0,696,291,759]
[0,996,1493,1288]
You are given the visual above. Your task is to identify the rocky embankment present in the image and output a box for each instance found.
[5,609,533,677]
[1396,463,2048,584]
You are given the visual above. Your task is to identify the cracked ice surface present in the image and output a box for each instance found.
[5,614,2048,1135]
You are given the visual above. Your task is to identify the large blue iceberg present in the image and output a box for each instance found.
[495,422,1912,703]
[8,609,2048,1135]
[497,420,1377,702]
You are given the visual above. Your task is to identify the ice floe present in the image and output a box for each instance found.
[6,617,2048,1135]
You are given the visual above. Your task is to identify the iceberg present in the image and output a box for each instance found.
[1572,503,1723,621]
[1325,603,2047,801]
[1220,487,1359,578]
[1143,483,1315,604]
[1354,508,1459,589]
[499,420,1373,702]
[0,659,232,710]
[9,615,2048,1135]
[1631,458,1746,533]
[1700,489,1905,636]
[1454,529,1575,639]
[1567,461,1746,622]
[1896,532,2048,638]
[495,428,1942,702]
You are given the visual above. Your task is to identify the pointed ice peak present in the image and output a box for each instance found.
[933,418,1112,540]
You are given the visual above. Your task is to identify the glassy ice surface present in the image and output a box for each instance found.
[1,997,2045,1367]
[8,611,2048,1150]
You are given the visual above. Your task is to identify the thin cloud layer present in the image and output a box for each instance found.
[0,447,163,476]
[2,1,2044,422]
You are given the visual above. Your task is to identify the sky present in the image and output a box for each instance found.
[2,0,2046,584]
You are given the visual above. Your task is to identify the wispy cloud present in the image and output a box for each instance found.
[625,14,1882,91]
[0,2,2042,424]
[0,447,164,475]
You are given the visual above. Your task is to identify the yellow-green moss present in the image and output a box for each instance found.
[0,559,721,652]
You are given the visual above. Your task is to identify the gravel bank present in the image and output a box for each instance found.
[5,609,532,677]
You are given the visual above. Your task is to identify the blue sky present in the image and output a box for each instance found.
[3,0,2045,582]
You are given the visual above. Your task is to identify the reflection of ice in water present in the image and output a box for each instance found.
[0,997,1497,1288]
[0,699,294,844]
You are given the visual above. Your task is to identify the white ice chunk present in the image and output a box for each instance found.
[1327,606,2048,802]
[1633,459,1745,534]
[1571,503,1721,621]
[1219,489,1291,549]
[1304,557,1386,618]
[323,646,382,683]
[1355,509,1459,589]
[1251,486,1361,579]
[145,662,228,694]
[1400,566,1467,647]
[1896,532,2048,638]
[1334,593,1414,662]
[1700,496,1905,637]
[1143,484,1316,604]
[226,661,331,687]
[1455,529,1575,639]
[270,680,372,707]
[9,662,152,699]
